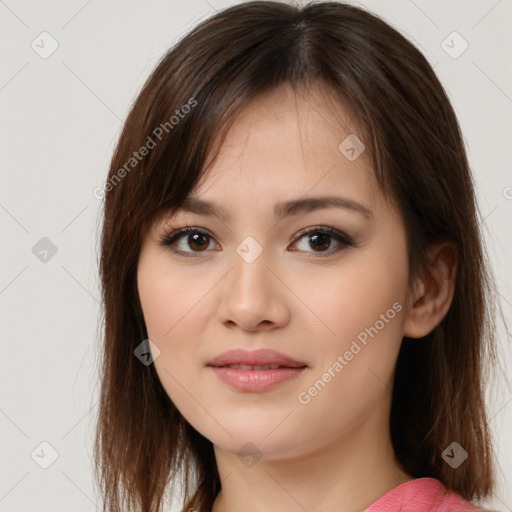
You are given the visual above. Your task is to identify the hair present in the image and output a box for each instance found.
[94,1,499,511]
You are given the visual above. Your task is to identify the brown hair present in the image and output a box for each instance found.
[94,1,498,511]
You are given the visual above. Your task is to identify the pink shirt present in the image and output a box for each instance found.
[365,477,483,511]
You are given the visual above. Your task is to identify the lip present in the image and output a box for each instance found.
[207,348,307,368]
[207,348,308,392]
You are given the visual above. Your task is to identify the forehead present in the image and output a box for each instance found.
[189,84,380,212]
[210,84,367,162]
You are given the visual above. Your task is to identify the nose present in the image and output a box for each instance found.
[216,245,291,332]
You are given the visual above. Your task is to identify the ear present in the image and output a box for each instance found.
[403,242,458,339]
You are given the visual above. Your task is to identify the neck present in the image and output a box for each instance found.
[210,400,412,512]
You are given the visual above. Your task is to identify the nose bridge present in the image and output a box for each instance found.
[216,234,289,330]
[230,234,272,300]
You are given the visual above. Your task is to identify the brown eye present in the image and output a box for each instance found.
[291,226,354,257]
[308,233,331,252]
[160,225,353,258]
[160,227,218,256]
[187,233,210,251]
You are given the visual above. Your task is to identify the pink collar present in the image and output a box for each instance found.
[365,477,481,511]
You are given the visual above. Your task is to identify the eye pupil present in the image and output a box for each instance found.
[189,233,209,251]
[310,233,330,251]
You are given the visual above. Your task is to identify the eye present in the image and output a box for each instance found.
[159,225,354,257]
[290,226,354,257]
[159,227,219,257]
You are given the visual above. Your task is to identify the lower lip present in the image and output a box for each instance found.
[209,366,307,392]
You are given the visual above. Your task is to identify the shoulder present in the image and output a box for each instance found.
[365,477,491,512]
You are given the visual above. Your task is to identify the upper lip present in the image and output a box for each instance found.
[207,348,307,368]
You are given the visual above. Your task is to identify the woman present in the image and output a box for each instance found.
[94,2,499,511]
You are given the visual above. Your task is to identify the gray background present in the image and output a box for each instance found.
[1,0,511,510]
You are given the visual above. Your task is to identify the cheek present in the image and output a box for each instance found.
[292,243,409,396]
[137,254,191,372]
[291,262,407,441]
[295,256,407,345]
[137,252,208,344]
[137,269,172,341]
[137,254,212,411]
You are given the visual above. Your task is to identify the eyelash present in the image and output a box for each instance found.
[158,225,355,258]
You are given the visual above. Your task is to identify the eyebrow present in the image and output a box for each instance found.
[173,195,373,222]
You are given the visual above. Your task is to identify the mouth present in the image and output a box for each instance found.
[212,363,305,370]
[207,349,308,392]
[207,348,307,369]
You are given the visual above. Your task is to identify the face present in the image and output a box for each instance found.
[137,84,411,460]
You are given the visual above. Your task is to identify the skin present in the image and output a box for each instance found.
[137,84,457,512]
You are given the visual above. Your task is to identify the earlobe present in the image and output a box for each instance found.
[403,242,458,339]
